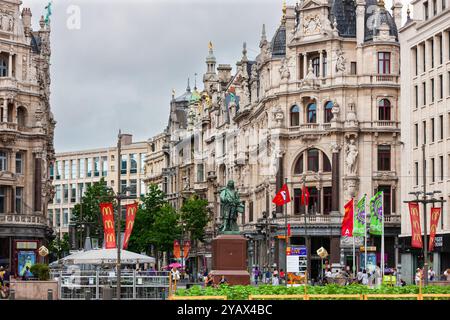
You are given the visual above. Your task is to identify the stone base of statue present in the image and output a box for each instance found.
[210,234,250,285]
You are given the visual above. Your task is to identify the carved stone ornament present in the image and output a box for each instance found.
[331,100,340,122]
[279,57,291,81]
[303,15,322,35]
[345,138,358,176]
[272,106,284,128]
[335,49,346,73]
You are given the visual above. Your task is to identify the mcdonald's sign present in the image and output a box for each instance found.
[100,203,116,249]
[429,207,441,252]
[408,202,423,249]
[122,203,138,250]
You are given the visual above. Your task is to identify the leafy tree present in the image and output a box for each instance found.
[71,178,116,243]
[180,195,210,242]
[128,184,181,267]
[48,233,70,260]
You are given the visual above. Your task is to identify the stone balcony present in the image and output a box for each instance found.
[288,123,332,133]
[0,213,48,227]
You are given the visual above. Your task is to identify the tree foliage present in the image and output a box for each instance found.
[48,233,70,260]
[71,178,116,242]
[180,195,210,242]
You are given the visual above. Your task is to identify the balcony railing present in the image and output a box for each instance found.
[0,213,47,226]
[288,123,331,132]
[0,122,18,130]
[373,121,398,128]
[371,74,399,84]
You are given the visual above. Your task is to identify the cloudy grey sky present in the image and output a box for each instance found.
[24,0,408,152]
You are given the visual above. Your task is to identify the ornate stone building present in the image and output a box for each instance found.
[399,0,450,283]
[0,1,55,275]
[148,0,403,279]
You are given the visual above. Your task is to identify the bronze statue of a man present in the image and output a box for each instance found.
[219,180,244,234]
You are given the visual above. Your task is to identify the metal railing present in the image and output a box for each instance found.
[51,270,170,300]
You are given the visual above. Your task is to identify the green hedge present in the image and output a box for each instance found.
[175,284,450,300]
[29,264,50,281]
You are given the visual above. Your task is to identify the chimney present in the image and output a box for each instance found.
[21,8,32,35]
[217,64,232,85]
[356,0,366,45]
[392,1,403,29]
[120,134,133,145]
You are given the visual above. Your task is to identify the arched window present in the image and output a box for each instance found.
[324,101,333,123]
[307,148,319,172]
[290,105,300,126]
[378,99,391,121]
[323,153,332,172]
[0,59,7,77]
[312,57,320,77]
[294,154,304,174]
[307,103,317,123]
[17,106,27,128]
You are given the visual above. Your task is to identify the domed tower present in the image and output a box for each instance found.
[203,42,218,94]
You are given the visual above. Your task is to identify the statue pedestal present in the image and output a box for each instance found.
[210,234,250,285]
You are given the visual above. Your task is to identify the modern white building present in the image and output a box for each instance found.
[399,0,450,283]
[48,134,147,239]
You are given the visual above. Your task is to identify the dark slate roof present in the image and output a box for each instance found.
[271,24,286,58]
[329,0,357,38]
[364,0,398,41]
[31,32,41,54]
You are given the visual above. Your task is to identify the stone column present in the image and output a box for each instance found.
[319,51,323,78]
[10,186,15,213]
[8,53,13,78]
[331,147,340,212]
[303,53,307,79]
[34,155,42,213]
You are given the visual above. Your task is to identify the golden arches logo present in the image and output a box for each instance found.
[105,220,114,229]
[102,205,113,216]
[413,221,420,230]
[413,234,422,242]
[432,209,440,221]
[411,207,419,217]
[127,220,134,229]
[105,233,116,243]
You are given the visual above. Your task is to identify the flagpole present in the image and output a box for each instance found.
[352,198,355,278]
[381,191,385,278]
[364,194,367,273]
[284,177,288,287]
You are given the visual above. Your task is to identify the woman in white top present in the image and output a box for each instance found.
[415,268,422,285]
[272,274,279,286]
[361,269,369,285]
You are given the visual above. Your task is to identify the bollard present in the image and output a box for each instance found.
[47,289,53,300]
[9,289,15,300]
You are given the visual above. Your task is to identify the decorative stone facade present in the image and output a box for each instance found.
[147,0,402,279]
[0,1,55,276]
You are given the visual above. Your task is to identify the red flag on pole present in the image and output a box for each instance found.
[301,186,310,206]
[287,224,291,237]
[429,207,441,252]
[100,203,116,249]
[341,199,354,236]
[122,202,138,250]
[173,240,181,259]
[183,240,191,259]
[272,184,291,206]
[408,202,423,249]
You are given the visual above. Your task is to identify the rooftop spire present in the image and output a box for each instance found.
[187,77,191,92]
[194,73,198,90]
[407,5,411,20]
[377,0,385,8]
[242,42,248,62]
[281,0,287,24]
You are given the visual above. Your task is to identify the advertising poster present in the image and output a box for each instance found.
[18,251,36,276]
[360,253,376,273]
[286,246,307,286]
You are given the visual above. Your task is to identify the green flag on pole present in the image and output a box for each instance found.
[369,191,383,235]
[353,195,366,237]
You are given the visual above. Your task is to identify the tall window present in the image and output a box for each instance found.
[101,156,108,176]
[63,209,69,227]
[312,57,320,77]
[49,163,54,180]
[290,105,300,126]
[415,162,419,186]
[130,154,137,174]
[432,158,435,182]
[249,201,254,222]
[307,148,319,172]
[0,151,7,172]
[129,179,137,197]
[121,155,128,175]
[378,99,391,121]
[323,154,332,172]
[350,62,357,75]
[56,161,62,179]
[377,145,391,171]
[307,103,317,123]
[294,189,304,215]
[431,78,435,102]
[15,152,23,174]
[294,154,304,174]
[440,115,444,140]
[56,209,61,227]
[440,155,444,181]
[87,158,92,177]
[414,47,418,76]
[431,39,435,68]
[63,184,69,203]
[443,0,447,10]
[0,187,4,213]
[424,1,429,20]
[64,160,69,180]
[197,163,204,182]
[93,157,99,177]
[55,185,61,204]
[415,123,419,147]
[17,107,26,128]
[323,187,332,215]
[378,52,391,74]
[439,35,443,65]
[78,183,84,201]
[15,187,23,214]
[71,184,76,203]
[71,160,76,179]
[140,153,146,172]
[324,101,333,123]
[120,179,127,194]
[322,53,327,77]
[433,0,437,15]
[308,187,319,214]
[140,180,146,197]
[439,74,443,100]
[415,85,419,108]
[79,159,85,178]
[377,186,392,215]
[0,59,7,77]
[423,121,427,144]
[431,118,435,142]
[423,82,427,105]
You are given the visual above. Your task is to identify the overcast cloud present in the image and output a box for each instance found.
[24,0,407,152]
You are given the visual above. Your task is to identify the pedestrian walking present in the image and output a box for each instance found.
[361,269,369,285]
[415,268,423,285]
[271,274,279,286]
[265,269,271,284]
[428,267,436,281]
[444,268,450,281]
[254,267,260,285]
